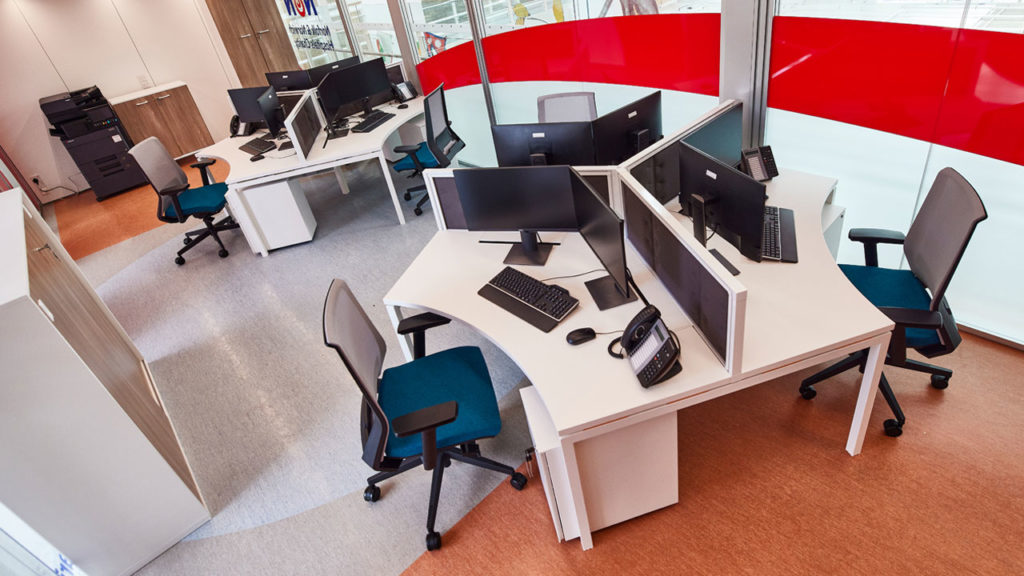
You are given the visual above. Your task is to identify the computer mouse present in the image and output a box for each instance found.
[398,103,409,109]
[250,154,264,162]
[566,327,596,346]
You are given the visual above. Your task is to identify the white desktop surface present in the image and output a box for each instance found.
[383,169,893,549]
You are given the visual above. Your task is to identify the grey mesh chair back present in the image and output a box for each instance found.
[128,137,189,194]
[323,279,391,470]
[904,167,987,311]
[537,92,598,123]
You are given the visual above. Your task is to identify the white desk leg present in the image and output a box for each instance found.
[334,165,351,195]
[560,437,594,550]
[226,187,269,257]
[846,333,890,456]
[378,152,406,226]
[386,305,414,362]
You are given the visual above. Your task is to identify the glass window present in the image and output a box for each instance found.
[275,0,355,69]
[401,0,475,61]
[347,0,403,64]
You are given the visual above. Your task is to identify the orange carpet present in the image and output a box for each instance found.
[53,157,231,260]
[403,334,1024,575]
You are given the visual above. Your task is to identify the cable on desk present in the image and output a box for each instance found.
[539,268,603,283]
[705,224,720,242]
[625,268,650,307]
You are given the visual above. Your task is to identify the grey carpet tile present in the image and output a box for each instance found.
[93,161,533,574]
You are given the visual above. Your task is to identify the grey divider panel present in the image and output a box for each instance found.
[622,182,730,362]
[630,139,679,206]
[582,174,610,205]
[434,176,467,229]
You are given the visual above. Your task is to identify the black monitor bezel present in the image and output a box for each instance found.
[265,69,313,92]
[317,57,392,122]
[570,167,631,301]
[592,91,663,165]
[228,87,271,124]
[454,165,578,233]
[257,88,284,138]
[307,56,360,86]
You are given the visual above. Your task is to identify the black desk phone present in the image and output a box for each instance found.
[741,145,779,182]
[621,305,681,388]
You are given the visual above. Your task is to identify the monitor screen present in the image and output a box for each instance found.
[228,87,271,124]
[682,103,743,170]
[678,141,766,261]
[286,93,323,161]
[491,122,595,167]
[265,70,313,92]
[454,166,578,232]
[308,56,360,86]
[257,88,284,137]
[592,91,663,165]
[571,168,629,298]
[317,58,392,121]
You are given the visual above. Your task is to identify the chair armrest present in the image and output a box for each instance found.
[190,159,217,186]
[397,312,451,335]
[394,144,421,155]
[398,312,451,360]
[878,307,942,329]
[392,400,458,471]
[848,228,906,267]
[157,182,190,197]
[392,400,458,438]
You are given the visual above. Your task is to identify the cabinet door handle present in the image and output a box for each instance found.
[157,94,171,100]
[33,242,50,253]
[136,100,149,106]
[240,33,252,38]
[257,29,270,35]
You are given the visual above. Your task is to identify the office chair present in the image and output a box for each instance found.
[537,92,598,123]
[128,137,239,265]
[322,279,526,551]
[800,168,987,437]
[393,84,465,216]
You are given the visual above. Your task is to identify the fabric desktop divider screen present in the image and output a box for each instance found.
[618,100,750,374]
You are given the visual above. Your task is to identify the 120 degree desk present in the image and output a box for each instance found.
[383,168,893,550]
[197,97,424,256]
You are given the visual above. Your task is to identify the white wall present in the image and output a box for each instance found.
[0,0,237,203]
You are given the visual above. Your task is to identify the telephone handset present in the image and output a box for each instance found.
[620,305,682,388]
[741,145,779,182]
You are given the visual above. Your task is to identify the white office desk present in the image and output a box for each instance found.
[382,169,892,550]
[198,98,424,256]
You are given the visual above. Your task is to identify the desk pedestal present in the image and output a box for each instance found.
[227,179,316,256]
[522,386,678,543]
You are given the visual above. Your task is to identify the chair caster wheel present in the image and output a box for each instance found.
[175,256,185,266]
[364,485,380,502]
[219,249,229,258]
[183,237,192,245]
[510,472,527,491]
[403,192,412,201]
[426,531,441,551]
[414,207,423,216]
[799,385,816,400]
[883,419,903,437]
[931,374,950,390]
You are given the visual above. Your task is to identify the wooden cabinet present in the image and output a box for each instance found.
[112,83,213,158]
[0,190,209,576]
[207,0,299,87]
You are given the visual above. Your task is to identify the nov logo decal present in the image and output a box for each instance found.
[286,0,318,17]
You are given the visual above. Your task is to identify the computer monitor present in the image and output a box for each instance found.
[284,91,325,162]
[491,122,596,167]
[228,87,271,124]
[592,91,663,165]
[307,56,360,86]
[682,102,743,171]
[266,69,313,92]
[257,88,285,138]
[317,57,392,123]
[678,141,767,262]
[570,168,636,309]
[454,165,578,266]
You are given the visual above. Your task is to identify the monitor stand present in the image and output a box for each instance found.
[689,193,716,247]
[503,230,552,266]
[585,275,638,310]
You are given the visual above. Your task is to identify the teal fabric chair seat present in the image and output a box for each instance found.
[378,346,501,459]
[163,182,228,220]
[393,142,438,173]
[839,264,938,349]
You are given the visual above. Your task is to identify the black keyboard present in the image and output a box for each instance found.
[351,110,396,133]
[762,205,782,261]
[478,266,579,333]
[239,136,275,156]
